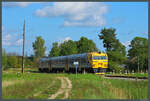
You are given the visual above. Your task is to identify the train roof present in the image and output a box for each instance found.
[39,53,88,61]
[38,57,51,62]
[39,52,107,62]
[90,52,107,56]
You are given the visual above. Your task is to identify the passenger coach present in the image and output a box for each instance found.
[38,52,108,74]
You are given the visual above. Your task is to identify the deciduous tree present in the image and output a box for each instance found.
[60,40,78,56]
[98,28,126,72]
[77,37,98,53]
[32,36,46,58]
[49,42,60,57]
[2,49,7,70]
[98,28,117,52]
[128,37,148,72]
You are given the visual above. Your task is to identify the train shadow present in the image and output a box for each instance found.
[25,70,40,73]
[26,68,95,74]
[27,70,94,74]
[26,69,70,74]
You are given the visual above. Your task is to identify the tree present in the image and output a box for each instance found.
[49,42,60,57]
[77,37,98,53]
[60,40,78,56]
[2,49,7,70]
[112,39,126,56]
[32,36,46,58]
[7,56,18,68]
[128,37,148,72]
[17,56,22,68]
[98,28,126,72]
[98,28,117,52]
[25,57,34,68]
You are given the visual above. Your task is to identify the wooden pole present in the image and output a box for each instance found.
[22,20,25,74]
[138,56,139,73]
[148,1,150,98]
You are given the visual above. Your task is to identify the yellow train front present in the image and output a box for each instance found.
[38,52,108,74]
[88,52,108,75]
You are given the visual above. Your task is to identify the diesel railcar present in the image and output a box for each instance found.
[38,52,108,74]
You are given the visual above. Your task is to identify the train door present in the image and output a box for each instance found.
[65,57,69,72]
[48,60,52,72]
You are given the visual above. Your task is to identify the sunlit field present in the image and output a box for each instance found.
[2,68,148,99]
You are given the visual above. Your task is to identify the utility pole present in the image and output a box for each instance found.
[22,20,25,74]
[138,56,139,73]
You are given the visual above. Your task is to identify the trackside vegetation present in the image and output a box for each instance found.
[2,27,148,74]
[2,27,148,100]
[2,69,148,99]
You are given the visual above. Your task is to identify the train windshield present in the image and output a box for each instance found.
[93,56,107,60]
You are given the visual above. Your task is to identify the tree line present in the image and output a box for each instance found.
[2,27,148,73]
[49,37,98,57]
[2,50,33,70]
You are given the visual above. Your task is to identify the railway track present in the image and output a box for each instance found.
[104,74,148,80]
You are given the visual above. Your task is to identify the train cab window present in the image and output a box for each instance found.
[93,56,107,60]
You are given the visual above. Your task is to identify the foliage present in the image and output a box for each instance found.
[98,28,117,51]
[127,37,148,72]
[32,36,46,68]
[49,42,60,57]
[60,40,78,56]
[25,57,34,68]
[32,36,46,58]
[7,56,18,68]
[2,49,7,70]
[77,37,98,53]
[107,51,126,64]
[111,39,126,56]
[16,56,22,68]
[108,60,125,73]
[48,36,98,57]
[98,28,126,72]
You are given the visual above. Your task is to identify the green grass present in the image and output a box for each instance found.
[2,68,148,99]
[63,73,148,99]
[2,68,62,99]
[106,72,148,78]
[107,79,148,99]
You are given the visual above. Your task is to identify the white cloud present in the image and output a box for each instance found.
[3,2,46,8]
[2,34,13,46]
[64,37,72,42]
[58,37,72,45]
[3,2,33,8]
[2,26,24,46]
[2,34,23,46]
[15,39,23,46]
[3,34,13,41]
[35,2,108,27]
[45,50,49,56]
[122,41,131,47]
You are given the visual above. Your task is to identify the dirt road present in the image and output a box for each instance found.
[48,77,72,99]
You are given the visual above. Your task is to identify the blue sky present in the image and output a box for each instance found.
[2,2,148,56]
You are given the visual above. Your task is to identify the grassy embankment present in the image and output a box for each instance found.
[2,68,148,99]
[106,72,148,78]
